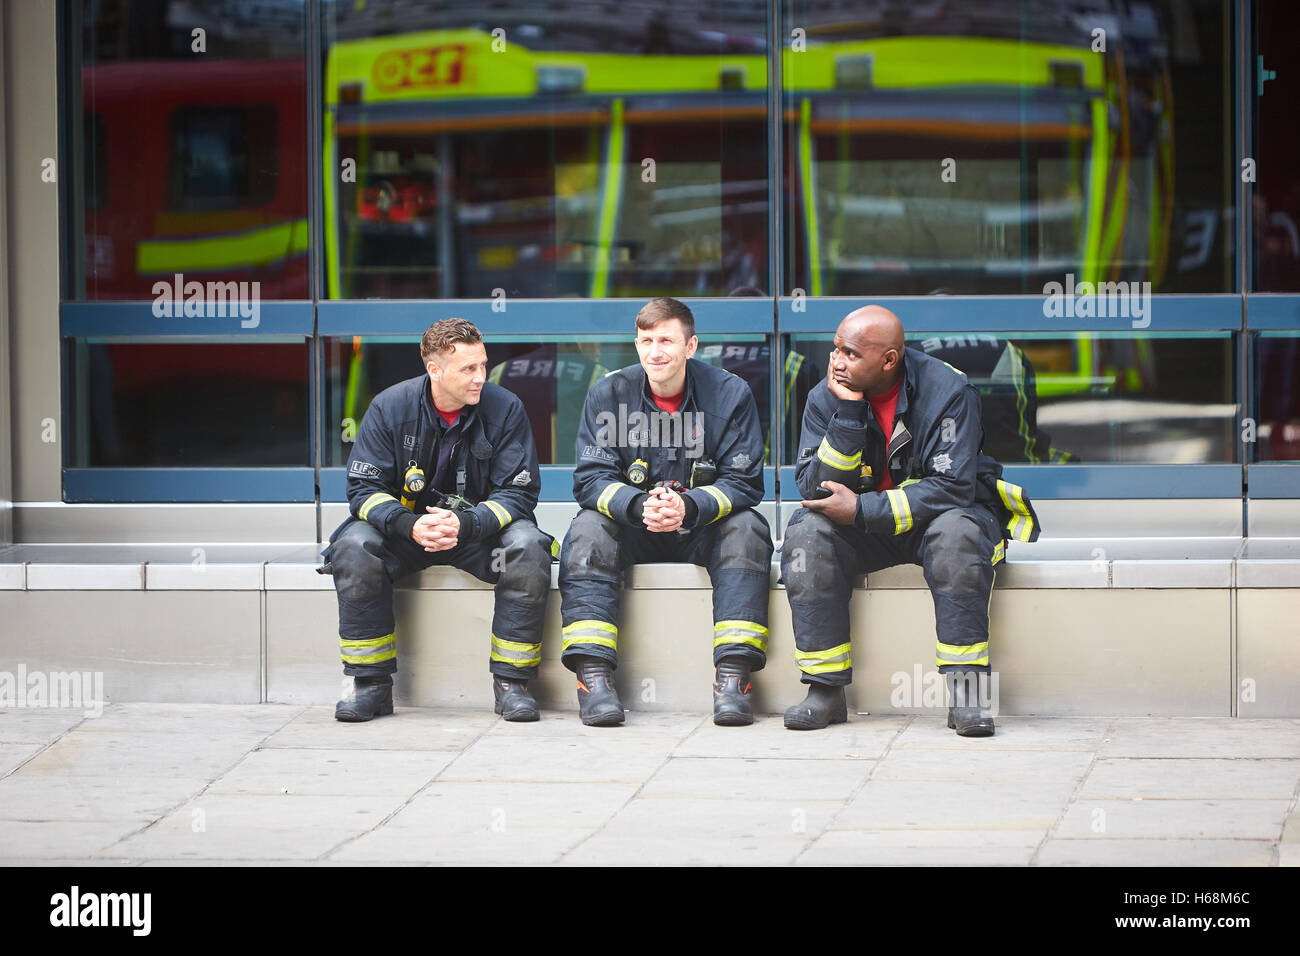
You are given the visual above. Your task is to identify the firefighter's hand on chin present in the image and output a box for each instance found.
[412,506,461,552]
[802,480,858,525]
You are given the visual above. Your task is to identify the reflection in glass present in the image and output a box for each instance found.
[69,340,310,467]
[786,332,1234,465]
[1256,333,1300,460]
[323,334,775,466]
[1255,1,1300,291]
[322,0,769,298]
[782,0,1232,295]
[74,0,309,300]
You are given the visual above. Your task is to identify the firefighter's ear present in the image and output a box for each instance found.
[684,335,698,359]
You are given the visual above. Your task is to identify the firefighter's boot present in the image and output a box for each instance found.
[946,671,995,737]
[713,658,754,726]
[783,682,848,730]
[576,658,624,727]
[335,675,394,722]
[493,676,540,722]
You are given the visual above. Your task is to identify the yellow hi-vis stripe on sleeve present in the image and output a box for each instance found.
[561,620,618,653]
[596,482,628,519]
[816,436,862,471]
[936,641,989,668]
[996,479,1035,542]
[360,492,397,522]
[713,620,769,652]
[796,641,852,675]
[700,485,732,522]
[490,635,542,668]
[885,488,913,535]
[340,633,396,665]
[483,500,512,530]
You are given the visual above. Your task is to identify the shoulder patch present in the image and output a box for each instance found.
[349,460,382,479]
[510,469,531,487]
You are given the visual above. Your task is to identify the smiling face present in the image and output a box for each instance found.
[635,317,698,397]
[427,341,488,410]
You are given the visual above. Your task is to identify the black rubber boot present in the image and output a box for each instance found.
[576,657,625,727]
[335,675,394,722]
[712,658,754,726]
[493,676,540,722]
[783,682,848,730]
[946,671,995,737]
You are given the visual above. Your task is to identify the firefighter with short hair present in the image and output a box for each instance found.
[321,318,553,723]
[559,297,774,727]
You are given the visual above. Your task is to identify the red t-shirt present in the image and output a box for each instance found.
[866,379,902,492]
[651,390,684,415]
[436,405,462,427]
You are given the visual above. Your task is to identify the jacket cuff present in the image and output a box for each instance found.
[836,398,867,422]
[681,494,700,528]
[456,507,483,543]
[627,492,649,523]
[392,510,418,543]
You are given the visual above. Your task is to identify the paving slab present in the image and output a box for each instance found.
[1079,758,1300,800]
[382,782,638,833]
[152,794,408,833]
[15,731,258,779]
[481,710,706,740]
[0,819,148,858]
[207,748,455,796]
[262,706,498,752]
[74,702,302,737]
[560,834,805,866]
[0,857,140,867]
[832,780,1076,830]
[600,796,841,840]
[1053,800,1290,840]
[0,709,87,744]
[798,830,1041,866]
[891,717,1112,751]
[673,715,906,760]
[1101,719,1300,759]
[872,748,1095,783]
[0,742,46,776]
[1034,838,1278,866]
[101,826,363,861]
[437,735,675,784]
[639,756,875,802]
[0,774,210,822]
[332,824,590,864]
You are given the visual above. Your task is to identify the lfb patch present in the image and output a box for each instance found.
[931,453,953,474]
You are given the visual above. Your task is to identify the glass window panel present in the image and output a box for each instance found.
[1255,332,1300,460]
[68,339,311,467]
[322,0,769,298]
[1254,1,1300,291]
[784,332,1235,465]
[72,0,308,300]
[781,0,1234,295]
[323,333,774,466]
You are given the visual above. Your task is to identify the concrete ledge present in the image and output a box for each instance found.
[26,563,144,590]
[146,563,265,591]
[1237,539,1300,588]
[0,562,24,589]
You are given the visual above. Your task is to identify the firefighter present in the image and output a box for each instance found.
[320,318,553,723]
[781,306,1041,736]
[559,297,774,727]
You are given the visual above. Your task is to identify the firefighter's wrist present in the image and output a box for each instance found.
[836,398,867,422]
[628,492,650,523]
[394,510,419,543]
[456,507,481,542]
[680,493,700,528]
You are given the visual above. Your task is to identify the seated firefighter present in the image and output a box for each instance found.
[781,306,1041,736]
[559,297,775,727]
[320,318,554,723]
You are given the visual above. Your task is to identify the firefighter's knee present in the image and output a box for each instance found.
[495,522,552,604]
[329,521,390,598]
[923,510,984,593]
[780,509,842,597]
[561,508,621,582]
[712,509,773,575]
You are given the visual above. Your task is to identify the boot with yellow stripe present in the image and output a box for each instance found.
[335,675,394,722]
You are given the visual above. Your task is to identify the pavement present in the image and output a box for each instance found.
[1,703,1298,866]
